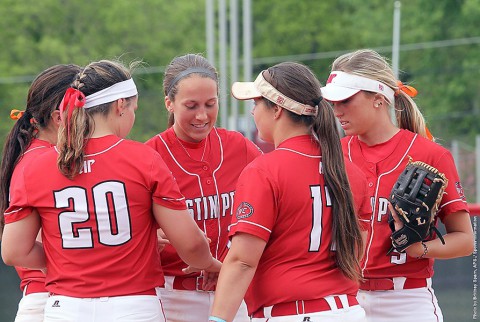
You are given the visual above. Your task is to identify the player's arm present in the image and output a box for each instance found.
[152,203,221,271]
[407,210,473,259]
[390,204,473,259]
[210,232,266,322]
[1,209,46,269]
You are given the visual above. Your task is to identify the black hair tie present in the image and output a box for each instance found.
[312,96,323,106]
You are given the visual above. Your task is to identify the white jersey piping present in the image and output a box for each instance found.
[358,134,418,275]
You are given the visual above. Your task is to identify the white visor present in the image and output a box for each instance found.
[231,72,317,116]
[321,71,395,104]
[84,78,138,109]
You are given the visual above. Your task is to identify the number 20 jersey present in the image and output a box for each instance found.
[5,135,187,298]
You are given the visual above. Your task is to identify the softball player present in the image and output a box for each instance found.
[2,60,221,322]
[209,62,369,322]
[0,64,82,322]
[320,49,474,322]
[146,53,260,322]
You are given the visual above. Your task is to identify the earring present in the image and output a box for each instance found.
[120,112,124,116]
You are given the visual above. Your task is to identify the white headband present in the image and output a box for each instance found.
[84,78,138,109]
[231,72,318,116]
[321,71,395,104]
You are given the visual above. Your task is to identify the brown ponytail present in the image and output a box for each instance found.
[263,62,363,281]
[0,64,82,235]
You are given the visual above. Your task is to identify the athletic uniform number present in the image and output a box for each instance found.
[391,251,407,264]
[55,181,132,249]
[309,185,332,251]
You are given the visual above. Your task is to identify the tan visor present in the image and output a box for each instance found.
[231,71,318,116]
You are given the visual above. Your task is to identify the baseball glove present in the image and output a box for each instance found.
[387,158,448,254]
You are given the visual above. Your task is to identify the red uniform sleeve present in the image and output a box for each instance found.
[229,164,276,242]
[4,166,34,224]
[149,151,187,210]
[434,149,469,220]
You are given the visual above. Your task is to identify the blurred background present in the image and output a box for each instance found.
[0,0,479,320]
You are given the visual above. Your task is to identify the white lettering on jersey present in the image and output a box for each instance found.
[391,251,407,264]
[186,191,235,222]
[371,196,408,265]
[206,195,218,219]
[310,185,332,252]
[79,159,95,174]
[376,197,389,222]
[55,181,132,249]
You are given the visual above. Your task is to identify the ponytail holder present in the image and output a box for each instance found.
[396,81,418,97]
[10,109,25,120]
[312,96,323,107]
[59,88,86,145]
[425,126,434,141]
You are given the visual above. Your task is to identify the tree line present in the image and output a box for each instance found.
[0,0,478,148]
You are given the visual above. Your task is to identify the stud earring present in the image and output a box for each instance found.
[120,112,124,116]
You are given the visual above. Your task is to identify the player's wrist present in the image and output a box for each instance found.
[204,257,221,272]
[209,316,227,322]
[416,241,429,259]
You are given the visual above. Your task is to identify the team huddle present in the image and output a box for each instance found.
[0,50,474,322]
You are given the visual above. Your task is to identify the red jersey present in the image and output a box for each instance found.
[229,135,368,315]
[342,129,468,279]
[10,138,51,293]
[5,135,186,297]
[145,127,262,276]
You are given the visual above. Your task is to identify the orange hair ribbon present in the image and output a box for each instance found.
[59,88,86,145]
[396,81,418,97]
[10,109,25,120]
[425,126,434,141]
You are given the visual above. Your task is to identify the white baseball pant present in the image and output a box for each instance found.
[358,278,443,322]
[156,275,249,322]
[44,294,164,322]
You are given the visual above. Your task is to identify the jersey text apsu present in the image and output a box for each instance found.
[372,196,389,222]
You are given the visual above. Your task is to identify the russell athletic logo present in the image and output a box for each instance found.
[52,300,60,307]
[236,202,254,219]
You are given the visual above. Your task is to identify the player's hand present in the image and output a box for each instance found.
[388,202,404,231]
[388,202,425,256]
[182,258,222,274]
[200,271,219,291]
[182,258,222,291]
[157,229,170,252]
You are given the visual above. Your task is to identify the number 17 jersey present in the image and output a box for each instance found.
[229,135,370,315]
